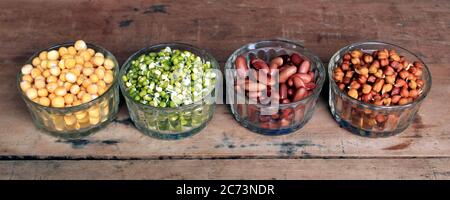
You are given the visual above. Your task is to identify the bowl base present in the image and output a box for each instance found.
[332,112,406,138]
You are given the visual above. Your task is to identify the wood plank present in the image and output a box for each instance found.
[1,159,450,180]
[0,0,450,159]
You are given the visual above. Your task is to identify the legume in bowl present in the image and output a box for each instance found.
[17,40,120,139]
[226,39,326,135]
[329,41,432,137]
[119,43,218,140]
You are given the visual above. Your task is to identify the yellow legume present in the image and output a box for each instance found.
[37,88,48,97]
[26,88,38,99]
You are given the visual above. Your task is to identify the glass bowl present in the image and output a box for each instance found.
[328,41,432,137]
[119,43,218,140]
[17,42,120,139]
[225,39,326,135]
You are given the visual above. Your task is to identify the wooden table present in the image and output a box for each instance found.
[1,0,450,180]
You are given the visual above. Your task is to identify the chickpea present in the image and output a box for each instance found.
[89,74,99,83]
[65,58,76,68]
[104,58,115,69]
[77,90,86,99]
[95,67,105,79]
[82,67,94,76]
[32,57,41,67]
[75,55,85,65]
[64,93,74,104]
[26,88,38,99]
[46,82,58,93]
[87,84,99,94]
[94,52,104,58]
[97,80,107,89]
[38,60,47,70]
[22,75,33,82]
[65,72,77,83]
[30,68,42,78]
[46,75,57,83]
[82,79,92,88]
[81,93,92,103]
[47,50,59,60]
[80,50,91,61]
[39,51,48,60]
[70,84,80,94]
[93,56,105,66]
[49,66,61,76]
[64,82,72,91]
[38,97,51,106]
[54,86,67,96]
[98,87,106,95]
[20,81,31,91]
[87,48,95,56]
[83,61,94,69]
[74,40,87,51]
[34,79,46,89]
[51,96,65,108]
[21,64,33,75]
[37,88,48,97]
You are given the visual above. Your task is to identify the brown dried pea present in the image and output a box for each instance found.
[391,95,401,104]
[362,84,372,94]
[363,54,373,64]
[349,81,361,90]
[374,69,383,78]
[381,84,393,94]
[409,80,417,90]
[385,75,396,84]
[398,98,409,105]
[348,89,358,99]
[372,79,384,93]
[351,50,363,58]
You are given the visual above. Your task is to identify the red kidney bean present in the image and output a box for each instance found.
[287,88,294,97]
[281,108,294,119]
[293,76,305,88]
[280,118,290,127]
[290,53,303,66]
[245,80,266,92]
[294,105,305,123]
[281,98,291,104]
[287,78,294,87]
[259,115,271,122]
[294,73,312,83]
[304,82,316,90]
[293,88,307,102]
[270,57,283,69]
[248,91,261,98]
[280,83,288,99]
[235,56,249,78]
[251,58,270,74]
[279,65,297,83]
[298,60,311,74]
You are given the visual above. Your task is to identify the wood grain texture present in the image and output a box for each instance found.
[0,0,450,162]
[1,159,450,180]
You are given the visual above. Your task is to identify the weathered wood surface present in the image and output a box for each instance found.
[0,0,450,179]
[1,159,450,180]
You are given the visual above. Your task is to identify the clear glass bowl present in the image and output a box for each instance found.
[225,39,326,135]
[328,41,432,137]
[119,43,218,140]
[17,42,120,139]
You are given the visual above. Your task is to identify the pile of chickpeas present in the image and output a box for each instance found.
[19,40,115,108]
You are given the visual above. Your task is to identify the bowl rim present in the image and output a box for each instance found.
[328,40,432,110]
[118,42,219,111]
[16,41,120,113]
[225,39,326,108]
